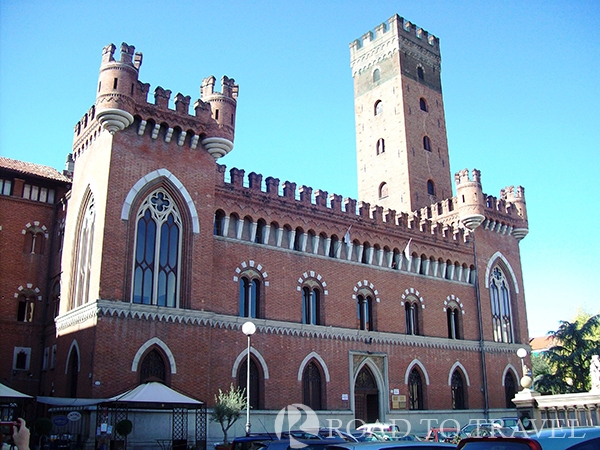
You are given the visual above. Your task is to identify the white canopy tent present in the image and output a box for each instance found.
[0,382,32,399]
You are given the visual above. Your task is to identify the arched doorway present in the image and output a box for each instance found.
[354,365,379,423]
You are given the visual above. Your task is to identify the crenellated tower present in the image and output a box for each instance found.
[350,15,452,213]
[61,42,239,320]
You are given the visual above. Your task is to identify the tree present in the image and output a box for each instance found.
[210,384,247,445]
[534,313,600,394]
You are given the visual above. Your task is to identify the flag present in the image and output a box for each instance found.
[344,225,352,243]
[403,238,412,259]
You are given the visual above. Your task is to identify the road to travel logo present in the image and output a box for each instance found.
[274,404,320,448]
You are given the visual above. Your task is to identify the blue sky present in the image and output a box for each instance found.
[1,0,599,337]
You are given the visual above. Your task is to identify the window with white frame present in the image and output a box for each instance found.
[72,195,95,308]
[132,189,182,307]
[13,347,31,370]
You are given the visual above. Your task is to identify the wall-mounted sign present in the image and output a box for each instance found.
[67,411,82,421]
[341,394,349,401]
[52,416,69,427]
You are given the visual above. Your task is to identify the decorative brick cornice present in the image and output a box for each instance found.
[56,299,524,355]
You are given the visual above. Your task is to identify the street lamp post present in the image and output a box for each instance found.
[517,347,533,391]
[242,321,256,436]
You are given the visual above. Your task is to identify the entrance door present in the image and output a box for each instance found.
[354,365,379,424]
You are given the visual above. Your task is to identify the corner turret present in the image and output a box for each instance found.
[200,75,239,159]
[503,185,529,240]
[455,168,485,230]
[95,43,142,133]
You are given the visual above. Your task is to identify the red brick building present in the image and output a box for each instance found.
[1,14,531,439]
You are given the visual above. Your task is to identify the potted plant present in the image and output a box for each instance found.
[210,384,247,448]
[115,419,133,450]
[34,417,53,450]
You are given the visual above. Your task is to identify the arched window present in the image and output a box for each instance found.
[504,371,517,408]
[376,138,385,155]
[23,228,45,254]
[17,293,36,322]
[238,357,262,410]
[140,349,167,384]
[303,361,323,410]
[405,301,420,335]
[255,219,267,244]
[447,307,461,339]
[490,266,514,343]
[293,227,304,251]
[73,195,95,309]
[329,235,339,258]
[408,368,424,410]
[214,209,226,236]
[419,98,428,112]
[302,286,321,325]
[132,189,182,307]
[239,272,261,318]
[357,294,374,331]
[51,281,61,318]
[372,69,380,83]
[427,180,435,196]
[374,100,383,116]
[423,135,432,151]
[417,66,425,81]
[451,370,467,410]
[379,182,388,199]
[68,349,79,398]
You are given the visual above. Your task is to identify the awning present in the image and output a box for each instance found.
[106,382,203,407]
[36,397,106,407]
[0,382,33,399]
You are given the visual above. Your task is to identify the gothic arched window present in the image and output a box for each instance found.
[447,307,461,339]
[408,368,425,410]
[357,294,374,331]
[73,195,95,309]
[132,189,182,307]
[238,358,262,410]
[17,293,36,322]
[490,266,514,343]
[405,300,420,335]
[23,227,45,254]
[419,97,428,112]
[239,272,261,318]
[451,370,467,410]
[302,286,321,325]
[504,371,517,408]
[140,349,167,384]
[303,361,323,410]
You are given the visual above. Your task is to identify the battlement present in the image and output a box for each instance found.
[350,14,440,61]
[101,42,143,69]
[216,165,472,247]
[75,42,239,160]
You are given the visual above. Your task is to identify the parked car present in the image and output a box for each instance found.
[356,423,404,440]
[350,431,385,442]
[262,437,346,450]
[425,428,458,443]
[458,423,495,438]
[456,426,600,450]
[491,417,521,431]
[326,440,455,450]
[230,433,278,450]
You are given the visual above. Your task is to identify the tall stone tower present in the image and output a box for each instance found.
[350,15,452,213]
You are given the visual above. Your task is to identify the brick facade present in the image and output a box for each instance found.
[1,14,530,439]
